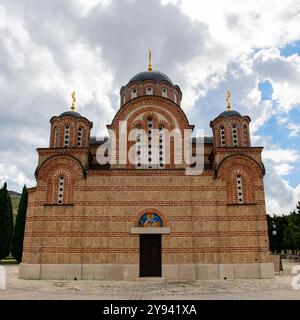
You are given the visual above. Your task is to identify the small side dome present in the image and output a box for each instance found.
[59,111,82,118]
[217,110,242,118]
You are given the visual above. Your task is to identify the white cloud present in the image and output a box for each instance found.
[261,146,300,214]
[263,148,300,164]
[287,122,300,136]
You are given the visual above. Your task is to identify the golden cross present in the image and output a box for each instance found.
[148,49,152,71]
[226,89,231,111]
[71,91,76,112]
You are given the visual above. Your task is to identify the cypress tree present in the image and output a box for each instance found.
[12,186,28,262]
[0,182,14,260]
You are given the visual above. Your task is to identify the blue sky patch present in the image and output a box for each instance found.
[280,40,300,57]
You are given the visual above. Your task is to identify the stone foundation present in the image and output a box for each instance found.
[19,263,274,280]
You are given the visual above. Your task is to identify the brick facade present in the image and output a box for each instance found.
[19,69,274,280]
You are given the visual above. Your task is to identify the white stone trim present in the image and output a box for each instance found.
[130,227,171,234]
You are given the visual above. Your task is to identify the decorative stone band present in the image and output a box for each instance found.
[130,227,171,234]
[19,263,275,280]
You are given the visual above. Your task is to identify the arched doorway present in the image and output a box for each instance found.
[139,213,163,277]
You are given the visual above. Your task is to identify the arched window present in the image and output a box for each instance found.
[162,88,168,98]
[232,124,238,147]
[159,126,165,168]
[64,125,70,147]
[174,93,177,103]
[57,176,65,205]
[243,125,248,146]
[147,117,153,168]
[220,125,225,147]
[139,213,163,227]
[77,127,83,147]
[135,126,142,168]
[123,95,126,104]
[53,127,58,147]
[146,87,153,95]
[236,175,244,204]
[131,89,137,99]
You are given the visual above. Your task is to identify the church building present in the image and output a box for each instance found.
[19,54,274,280]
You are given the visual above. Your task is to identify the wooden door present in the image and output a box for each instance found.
[139,234,162,277]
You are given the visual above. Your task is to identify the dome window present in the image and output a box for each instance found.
[162,88,168,98]
[232,124,238,147]
[131,89,137,99]
[53,127,58,147]
[243,125,249,146]
[64,125,70,147]
[174,93,177,103]
[220,126,225,147]
[146,87,153,95]
[77,127,83,147]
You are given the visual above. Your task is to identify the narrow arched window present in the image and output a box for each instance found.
[131,89,137,99]
[147,117,153,168]
[162,88,168,98]
[236,175,244,204]
[243,125,248,146]
[159,126,165,168]
[232,124,238,147]
[77,127,83,147]
[146,87,153,95]
[135,126,142,168]
[64,125,70,147]
[53,127,58,147]
[174,93,177,103]
[220,126,225,147]
[57,176,65,205]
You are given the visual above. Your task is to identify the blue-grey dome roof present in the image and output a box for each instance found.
[128,70,174,85]
[59,111,82,118]
[217,110,242,118]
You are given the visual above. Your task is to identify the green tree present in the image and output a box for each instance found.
[289,202,300,250]
[12,185,28,262]
[0,182,14,260]
[267,214,289,253]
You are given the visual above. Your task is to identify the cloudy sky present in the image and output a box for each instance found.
[0,0,300,214]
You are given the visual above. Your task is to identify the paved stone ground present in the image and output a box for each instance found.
[0,260,299,300]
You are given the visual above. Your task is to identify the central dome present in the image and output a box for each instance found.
[128,70,174,86]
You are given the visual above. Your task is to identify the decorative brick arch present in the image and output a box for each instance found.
[128,106,176,130]
[216,155,263,204]
[36,154,85,180]
[216,154,264,179]
[108,96,193,130]
[134,208,169,227]
[36,155,85,205]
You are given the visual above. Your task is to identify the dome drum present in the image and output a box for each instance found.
[120,70,182,106]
